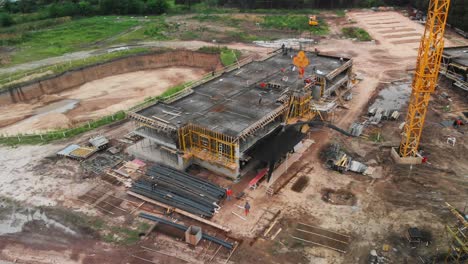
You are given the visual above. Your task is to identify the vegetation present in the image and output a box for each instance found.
[0,48,151,89]
[335,9,346,17]
[0,111,127,146]
[192,14,241,26]
[342,27,372,41]
[198,46,241,66]
[41,206,149,246]
[261,15,329,35]
[7,16,140,64]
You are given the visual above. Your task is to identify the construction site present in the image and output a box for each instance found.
[0,4,467,264]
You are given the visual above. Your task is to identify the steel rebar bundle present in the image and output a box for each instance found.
[130,165,226,218]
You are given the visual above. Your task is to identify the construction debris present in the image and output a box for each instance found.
[292,222,350,254]
[57,144,97,160]
[323,143,372,175]
[89,135,109,150]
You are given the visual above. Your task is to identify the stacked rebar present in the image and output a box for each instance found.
[131,164,225,218]
[139,212,234,249]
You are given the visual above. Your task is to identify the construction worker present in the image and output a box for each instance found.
[244,201,251,216]
[226,187,233,201]
[454,118,463,128]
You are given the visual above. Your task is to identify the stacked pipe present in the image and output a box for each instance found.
[139,212,234,249]
[131,164,225,218]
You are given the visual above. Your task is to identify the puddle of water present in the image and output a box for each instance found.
[34,99,80,116]
[369,82,411,111]
[0,203,76,236]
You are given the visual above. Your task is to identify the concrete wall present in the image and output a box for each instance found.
[0,50,221,105]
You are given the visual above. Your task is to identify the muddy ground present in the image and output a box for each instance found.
[0,9,467,264]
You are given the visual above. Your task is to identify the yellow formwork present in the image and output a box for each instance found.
[178,124,238,170]
[286,93,317,123]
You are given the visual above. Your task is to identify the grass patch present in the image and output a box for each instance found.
[180,30,200,40]
[112,18,174,43]
[0,111,127,146]
[40,206,148,246]
[197,46,241,66]
[335,10,346,17]
[227,31,264,42]
[0,47,151,89]
[342,27,372,41]
[244,9,319,15]
[0,16,72,35]
[8,16,140,65]
[261,15,329,35]
[191,14,241,27]
[220,48,241,66]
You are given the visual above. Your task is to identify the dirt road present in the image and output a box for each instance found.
[0,41,270,75]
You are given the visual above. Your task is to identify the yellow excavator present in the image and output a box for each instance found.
[308,15,318,26]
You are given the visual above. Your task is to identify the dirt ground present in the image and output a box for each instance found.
[0,67,207,135]
[0,9,467,264]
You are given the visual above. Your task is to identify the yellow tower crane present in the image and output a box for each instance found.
[399,0,451,157]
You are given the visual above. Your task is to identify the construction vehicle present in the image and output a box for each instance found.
[309,15,318,26]
[398,0,451,158]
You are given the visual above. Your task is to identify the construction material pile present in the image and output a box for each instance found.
[139,213,234,249]
[323,143,370,175]
[131,165,225,218]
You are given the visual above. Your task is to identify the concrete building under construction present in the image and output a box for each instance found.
[128,49,353,179]
[441,46,468,92]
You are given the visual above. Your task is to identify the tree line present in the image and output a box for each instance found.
[1,0,169,23]
[1,0,466,31]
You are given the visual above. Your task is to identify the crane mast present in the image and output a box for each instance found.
[399,0,451,157]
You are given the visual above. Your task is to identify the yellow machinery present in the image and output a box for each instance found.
[399,0,451,157]
[309,15,318,26]
[445,202,467,263]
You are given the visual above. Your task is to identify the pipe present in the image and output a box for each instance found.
[139,213,234,249]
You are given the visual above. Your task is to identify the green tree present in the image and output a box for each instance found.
[0,12,14,27]
[78,1,94,16]
[147,0,169,14]
[128,0,145,14]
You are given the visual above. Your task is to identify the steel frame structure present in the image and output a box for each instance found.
[445,203,468,263]
[399,0,451,157]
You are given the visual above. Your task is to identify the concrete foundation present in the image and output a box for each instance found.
[390,147,422,165]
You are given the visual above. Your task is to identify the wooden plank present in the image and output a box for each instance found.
[131,255,158,264]
[296,228,348,244]
[263,219,278,237]
[297,222,351,238]
[291,236,346,254]
[127,191,231,232]
[224,242,239,264]
[231,212,246,221]
[141,246,190,263]
[271,228,282,240]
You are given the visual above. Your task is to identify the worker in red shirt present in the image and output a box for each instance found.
[226,187,233,201]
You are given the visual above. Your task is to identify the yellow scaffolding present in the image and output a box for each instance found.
[445,202,468,263]
[286,92,318,123]
[178,124,238,170]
